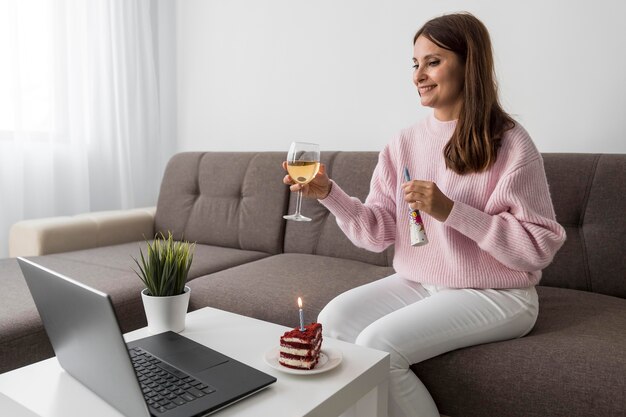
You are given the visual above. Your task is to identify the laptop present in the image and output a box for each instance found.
[17,257,276,417]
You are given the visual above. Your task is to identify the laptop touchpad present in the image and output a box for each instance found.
[164,347,229,372]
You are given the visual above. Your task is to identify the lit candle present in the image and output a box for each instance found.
[298,297,305,331]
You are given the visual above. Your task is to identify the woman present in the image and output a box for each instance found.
[283,12,566,417]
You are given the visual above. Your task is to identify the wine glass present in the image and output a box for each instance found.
[283,141,321,222]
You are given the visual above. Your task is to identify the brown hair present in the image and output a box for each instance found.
[414,12,515,174]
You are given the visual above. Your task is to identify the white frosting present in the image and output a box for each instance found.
[280,346,310,356]
[280,338,322,357]
[280,339,322,356]
[279,356,316,369]
[282,336,316,344]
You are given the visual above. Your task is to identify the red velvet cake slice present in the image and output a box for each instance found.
[279,323,323,370]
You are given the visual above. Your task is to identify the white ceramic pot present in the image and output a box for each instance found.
[141,286,191,334]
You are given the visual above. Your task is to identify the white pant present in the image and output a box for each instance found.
[318,274,538,417]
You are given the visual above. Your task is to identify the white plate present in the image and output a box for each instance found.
[264,346,342,375]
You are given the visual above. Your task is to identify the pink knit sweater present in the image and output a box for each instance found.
[320,114,566,289]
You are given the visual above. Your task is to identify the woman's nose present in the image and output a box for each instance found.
[414,67,426,84]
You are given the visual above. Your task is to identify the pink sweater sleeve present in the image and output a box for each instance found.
[444,157,566,271]
[320,147,397,252]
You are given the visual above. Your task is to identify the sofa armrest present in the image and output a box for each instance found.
[9,207,156,257]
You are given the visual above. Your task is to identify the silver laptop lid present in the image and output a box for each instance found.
[18,257,150,417]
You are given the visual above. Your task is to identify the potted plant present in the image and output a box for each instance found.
[132,232,195,334]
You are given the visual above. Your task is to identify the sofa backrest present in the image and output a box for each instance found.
[283,151,626,298]
[542,153,626,299]
[155,152,289,254]
[283,152,394,267]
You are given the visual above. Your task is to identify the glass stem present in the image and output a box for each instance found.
[295,190,303,215]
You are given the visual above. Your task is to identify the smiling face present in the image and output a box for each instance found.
[413,35,465,121]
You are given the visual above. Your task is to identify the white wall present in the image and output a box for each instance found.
[155,0,178,171]
[176,0,626,154]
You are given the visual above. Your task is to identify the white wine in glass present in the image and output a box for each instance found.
[283,142,320,222]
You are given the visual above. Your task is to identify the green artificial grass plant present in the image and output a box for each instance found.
[132,232,195,297]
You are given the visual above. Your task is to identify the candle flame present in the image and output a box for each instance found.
[298,297,302,308]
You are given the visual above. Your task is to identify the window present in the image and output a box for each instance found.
[0,0,54,136]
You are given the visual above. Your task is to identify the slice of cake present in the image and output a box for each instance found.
[279,323,323,370]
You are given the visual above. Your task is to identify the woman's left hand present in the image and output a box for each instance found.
[402,180,454,222]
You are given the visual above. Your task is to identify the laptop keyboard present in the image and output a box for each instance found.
[129,347,216,414]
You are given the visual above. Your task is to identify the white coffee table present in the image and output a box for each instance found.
[0,307,390,417]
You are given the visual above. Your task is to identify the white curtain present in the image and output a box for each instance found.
[0,0,174,258]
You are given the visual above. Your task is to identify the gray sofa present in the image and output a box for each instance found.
[1,151,625,417]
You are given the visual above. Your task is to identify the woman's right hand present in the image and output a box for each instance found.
[282,161,332,200]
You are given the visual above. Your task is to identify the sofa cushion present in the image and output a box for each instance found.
[0,241,271,374]
[0,257,146,373]
[284,152,394,267]
[0,258,54,374]
[155,152,289,254]
[412,286,626,417]
[45,241,270,280]
[187,253,395,327]
[25,256,149,333]
[542,154,626,298]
